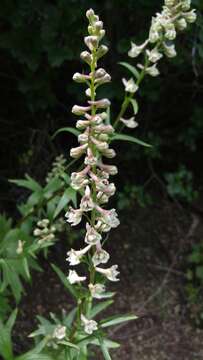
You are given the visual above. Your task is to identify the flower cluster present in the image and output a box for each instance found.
[65,8,120,335]
[46,154,67,183]
[33,219,56,244]
[128,0,196,76]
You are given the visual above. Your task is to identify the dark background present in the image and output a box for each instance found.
[0,0,203,212]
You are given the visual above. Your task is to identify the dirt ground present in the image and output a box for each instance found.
[13,197,203,359]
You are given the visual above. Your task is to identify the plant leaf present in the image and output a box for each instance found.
[111,133,151,147]
[99,338,112,360]
[130,98,138,115]
[119,62,140,80]
[100,314,138,328]
[89,300,113,318]
[51,127,80,139]
[53,187,77,219]
[51,264,77,299]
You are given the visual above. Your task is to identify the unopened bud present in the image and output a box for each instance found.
[80,51,93,65]
[73,73,90,83]
[86,8,95,19]
[97,45,108,59]
[85,36,98,51]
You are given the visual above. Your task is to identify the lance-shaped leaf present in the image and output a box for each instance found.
[52,127,80,139]
[111,133,151,147]
[100,314,138,328]
[119,62,140,80]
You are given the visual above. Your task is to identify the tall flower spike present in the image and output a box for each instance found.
[66,9,120,324]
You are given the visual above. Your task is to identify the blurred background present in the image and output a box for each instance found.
[1,0,203,359]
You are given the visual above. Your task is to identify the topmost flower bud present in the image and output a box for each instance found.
[86,8,95,19]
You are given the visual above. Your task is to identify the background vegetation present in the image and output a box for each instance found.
[0,0,203,358]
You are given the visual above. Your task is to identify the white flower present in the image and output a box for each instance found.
[71,168,89,190]
[65,207,83,226]
[146,48,163,63]
[92,248,110,266]
[149,28,160,43]
[175,18,187,31]
[84,148,97,166]
[103,208,120,228]
[128,40,148,58]
[53,325,66,340]
[181,0,191,11]
[165,0,175,7]
[145,64,160,77]
[120,117,138,129]
[85,223,102,245]
[184,10,197,24]
[122,78,138,93]
[89,283,106,299]
[165,24,176,40]
[95,265,120,282]
[68,270,86,284]
[81,314,98,334]
[37,219,49,227]
[163,43,177,58]
[80,186,95,211]
[66,244,92,266]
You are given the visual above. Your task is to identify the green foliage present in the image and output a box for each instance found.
[164,165,198,203]
[117,184,152,210]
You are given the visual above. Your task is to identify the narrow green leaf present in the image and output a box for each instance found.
[119,62,140,80]
[58,341,79,350]
[100,314,138,328]
[22,258,31,280]
[89,300,113,318]
[51,264,77,298]
[44,177,62,194]
[99,338,112,360]
[51,127,80,139]
[111,133,152,147]
[53,187,77,219]
[63,308,77,328]
[9,175,42,192]
[130,98,138,115]
[6,308,18,331]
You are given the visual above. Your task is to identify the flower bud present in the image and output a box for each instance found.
[97,45,108,59]
[88,98,111,108]
[102,148,116,158]
[70,144,88,158]
[80,51,93,65]
[72,105,91,115]
[73,72,90,83]
[76,120,90,129]
[86,8,95,19]
[85,36,99,51]
[95,21,103,31]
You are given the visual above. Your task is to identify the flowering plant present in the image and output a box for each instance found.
[0,1,196,360]
[32,2,196,359]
